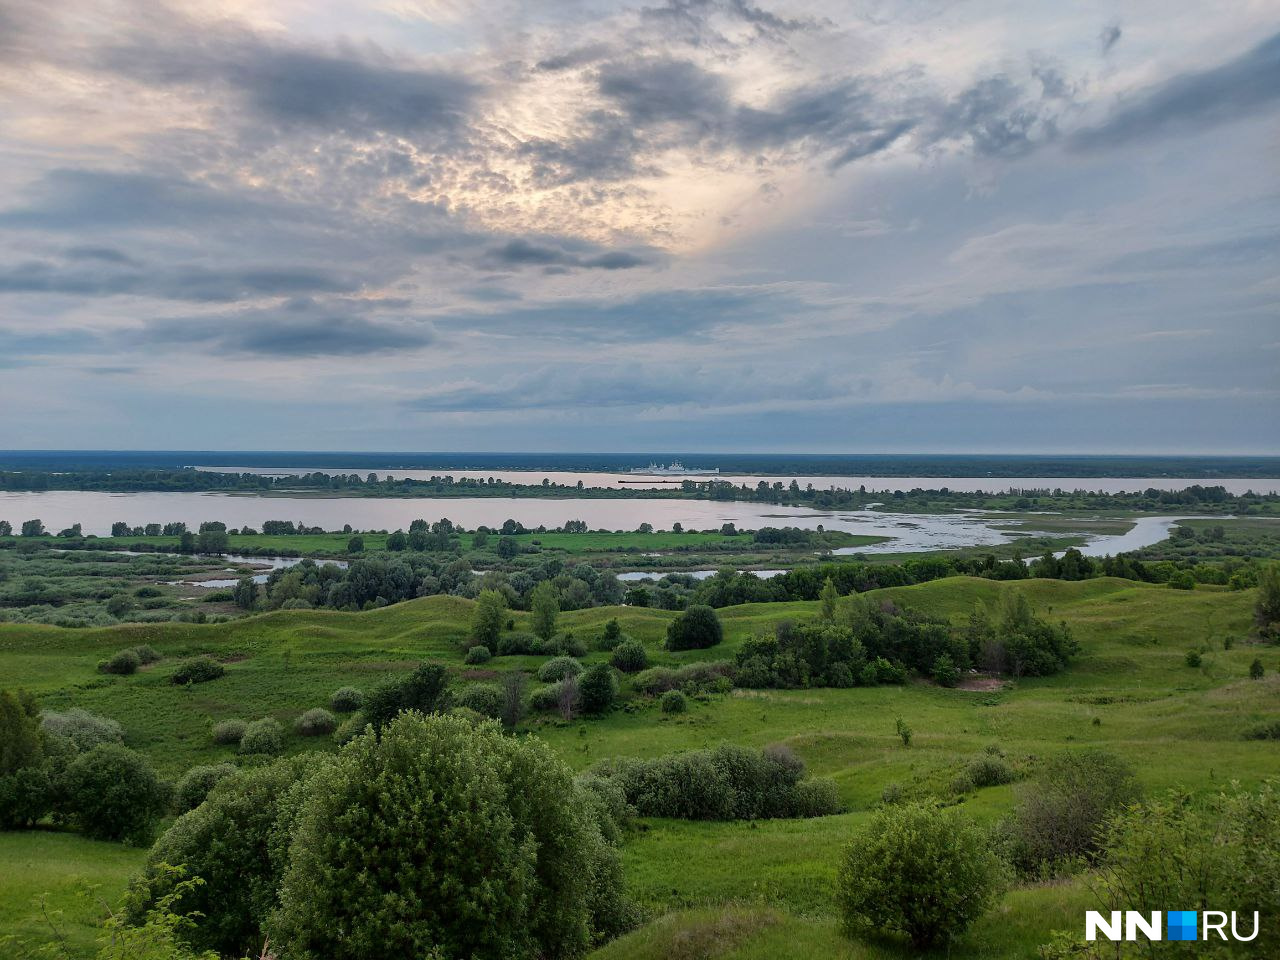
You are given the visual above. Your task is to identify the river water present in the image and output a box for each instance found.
[0,490,1233,558]
[194,465,1280,496]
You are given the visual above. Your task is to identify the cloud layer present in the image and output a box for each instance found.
[0,0,1276,452]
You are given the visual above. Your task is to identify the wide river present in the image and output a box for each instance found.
[0,490,1237,558]
[196,465,1280,496]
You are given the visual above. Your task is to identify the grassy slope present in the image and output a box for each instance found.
[0,577,1276,958]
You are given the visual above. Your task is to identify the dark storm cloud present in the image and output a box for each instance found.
[0,259,360,302]
[95,25,481,141]
[438,285,818,342]
[1073,30,1280,149]
[1100,22,1123,55]
[0,170,269,231]
[484,238,652,271]
[133,300,434,357]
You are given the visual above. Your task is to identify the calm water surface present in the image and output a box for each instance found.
[0,491,1235,557]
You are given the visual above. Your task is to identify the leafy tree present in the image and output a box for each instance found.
[173,763,238,813]
[665,605,723,651]
[500,671,527,728]
[129,755,330,957]
[386,530,408,551]
[195,529,229,554]
[895,716,912,747]
[346,535,364,553]
[530,581,560,642]
[20,519,44,537]
[578,664,618,714]
[0,520,11,536]
[268,712,627,959]
[0,689,43,776]
[610,640,648,673]
[362,661,452,733]
[232,577,258,610]
[819,577,839,621]
[1256,562,1280,640]
[932,653,960,687]
[63,743,169,844]
[1006,750,1141,874]
[837,802,1007,948]
[497,536,519,559]
[1250,657,1265,679]
[471,590,507,649]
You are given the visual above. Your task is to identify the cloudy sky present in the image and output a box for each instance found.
[0,0,1277,453]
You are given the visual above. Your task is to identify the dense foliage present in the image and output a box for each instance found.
[838,802,1008,948]
[593,743,841,821]
[269,713,632,959]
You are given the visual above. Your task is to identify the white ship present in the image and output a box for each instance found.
[628,460,720,476]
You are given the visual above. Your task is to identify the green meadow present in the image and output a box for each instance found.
[1,576,1277,958]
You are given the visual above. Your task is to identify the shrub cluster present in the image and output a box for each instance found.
[838,802,1008,948]
[660,690,687,714]
[173,762,238,813]
[464,645,492,665]
[329,687,363,712]
[1004,750,1141,875]
[632,661,734,696]
[538,656,583,683]
[41,708,124,751]
[130,714,635,958]
[455,683,504,719]
[211,718,248,745]
[239,718,284,756]
[362,661,452,733]
[609,640,648,673]
[171,656,226,685]
[100,648,141,675]
[664,605,723,651]
[295,708,337,737]
[592,743,841,821]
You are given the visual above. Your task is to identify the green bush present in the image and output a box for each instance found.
[837,802,1007,948]
[966,755,1016,788]
[496,631,541,656]
[594,743,841,821]
[101,648,141,675]
[529,680,574,714]
[1243,719,1280,740]
[932,653,960,687]
[41,708,124,751]
[455,683,504,719]
[464,645,493,665]
[171,657,225,685]
[1184,649,1202,667]
[0,763,55,829]
[173,762,238,813]
[267,712,630,959]
[660,689,687,714]
[332,713,367,745]
[362,661,451,733]
[239,718,284,756]
[129,754,331,957]
[598,618,623,650]
[578,663,618,714]
[632,661,734,695]
[1086,779,1280,952]
[609,640,648,673]
[665,604,723,651]
[211,718,247,746]
[538,656,583,683]
[329,686,363,713]
[1007,750,1141,874]
[295,708,337,737]
[62,743,169,844]
[132,644,162,664]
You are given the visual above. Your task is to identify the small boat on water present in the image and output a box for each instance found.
[628,460,720,476]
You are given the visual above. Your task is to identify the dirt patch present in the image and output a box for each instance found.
[958,675,1008,692]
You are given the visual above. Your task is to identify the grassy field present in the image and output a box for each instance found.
[0,577,1276,957]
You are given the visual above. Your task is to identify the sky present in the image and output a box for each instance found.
[0,0,1277,454]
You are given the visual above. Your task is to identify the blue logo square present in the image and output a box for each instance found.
[1167,911,1197,941]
